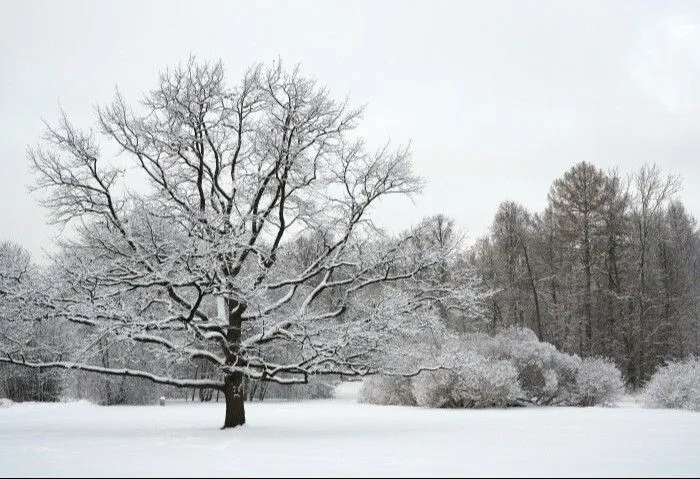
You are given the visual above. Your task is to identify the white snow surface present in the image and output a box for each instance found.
[1,381,698,477]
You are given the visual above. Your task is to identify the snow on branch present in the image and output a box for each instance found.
[0,355,224,390]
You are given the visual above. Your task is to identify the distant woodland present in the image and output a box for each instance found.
[470,162,699,388]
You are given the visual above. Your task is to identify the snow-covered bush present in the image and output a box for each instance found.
[642,357,700,411]
[0,398,14,408]
[487,327,582,405]
[412,370,461,408]
[573,357,624,406]
[358,375,416,406]
[358,327,624,409]
[413,353,521,408]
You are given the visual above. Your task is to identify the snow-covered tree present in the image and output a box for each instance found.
[0,59,478,428]
[0,242,64,401]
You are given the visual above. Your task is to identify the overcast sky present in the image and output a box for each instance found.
[2,0,700,260]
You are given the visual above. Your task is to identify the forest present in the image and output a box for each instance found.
[471,161,699,389]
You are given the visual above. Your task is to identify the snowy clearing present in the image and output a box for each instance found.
[1,382,698,478]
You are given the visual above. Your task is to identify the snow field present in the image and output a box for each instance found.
[0,382,698,477]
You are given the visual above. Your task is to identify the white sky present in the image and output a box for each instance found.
[2,0,700,260]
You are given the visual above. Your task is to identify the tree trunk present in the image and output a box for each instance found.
[522,243,543,340]
[583,228,593,355]
[222,372,245,429]
[222,297,247,428]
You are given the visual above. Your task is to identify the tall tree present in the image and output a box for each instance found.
[547,162,613,355]
[490,201,543,338]
[0,59,473,428]
[410,214,485,332]
[657,202,698,359]
[597,169,630,364]
[627,164,681,387]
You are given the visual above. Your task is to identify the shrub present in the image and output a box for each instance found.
[488,327,582,405]
[358,327,624,409]
[574,357,624,406]
[642,357,700,411]
[413,352,521,408]
[358,375,416,406]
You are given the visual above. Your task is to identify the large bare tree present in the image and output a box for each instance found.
[0,59,474,428]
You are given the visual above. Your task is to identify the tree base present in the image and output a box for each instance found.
[222,373,246,429]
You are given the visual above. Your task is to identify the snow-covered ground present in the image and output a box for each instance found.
[1,382,698,477]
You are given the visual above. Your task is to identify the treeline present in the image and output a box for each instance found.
[2,162,697,403]
[470,162,700,388]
